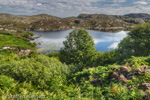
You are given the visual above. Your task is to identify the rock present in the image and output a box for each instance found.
[37,41,43,45]
[90,78,99,83]
[127,72,134,79]
[112,72,119,78]
[128,84,139,89]
[31,35,40,39]
[88,67,96,70]
[140,90,149,100]
[123,84,128,88]
[2,46,11,49]
[133,68,144,73]
[121,66,130,72]
[119,74,128,82]
[143,69,150,73]
[18,48,31,56]
[142,83,150,89]
[140,90,147,95]
[133,68,150,73]
[144,65,149,69]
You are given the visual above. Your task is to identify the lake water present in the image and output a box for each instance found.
[31,29,127,52]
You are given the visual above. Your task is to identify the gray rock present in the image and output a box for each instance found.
[121,66,130,72]
[142,83,150,89]
[119,75,128,82]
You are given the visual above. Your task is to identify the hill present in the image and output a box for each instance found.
[0,13,148,32]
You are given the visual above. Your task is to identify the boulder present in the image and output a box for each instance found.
[112,72,119,78]
[142,83,150,89]
[119,75,128,82]
[121,66,130,72]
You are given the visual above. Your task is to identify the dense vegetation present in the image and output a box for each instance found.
[1,23,150,100]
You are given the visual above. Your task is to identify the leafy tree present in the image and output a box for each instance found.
[60,29,96,67]
[117,23,150,60]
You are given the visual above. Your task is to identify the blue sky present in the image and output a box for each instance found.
[0,0,150,17]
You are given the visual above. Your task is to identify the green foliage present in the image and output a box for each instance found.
[0,31,12,35]
[123,56,150,68]
[28,50,38,58]
[0,55,69,90]
[60,29,97,67]
[0,49,12,56]
[1,24,150,99]
[0,75,16,90]
[0,34,35,49]
[117,23,150,59]
[47,52,60,60]
[96,51,117,66]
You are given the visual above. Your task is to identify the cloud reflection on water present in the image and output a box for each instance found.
[31,30,127,52]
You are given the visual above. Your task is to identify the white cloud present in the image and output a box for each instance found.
[108,42,119,49]
[37,3,43,6]
[133,1,148,5]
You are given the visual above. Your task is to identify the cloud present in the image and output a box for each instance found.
[108,42,119,49]
[37,3,43,6]
[133,1,148,5]
[0,0,150,17]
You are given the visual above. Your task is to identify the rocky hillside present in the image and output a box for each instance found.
[124,13,150,22]
[0,13,148,32]
[124,13,150,19]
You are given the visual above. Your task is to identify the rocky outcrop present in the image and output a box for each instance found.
[0,46,31,56]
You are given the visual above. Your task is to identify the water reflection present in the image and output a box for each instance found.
[31,30,127,52]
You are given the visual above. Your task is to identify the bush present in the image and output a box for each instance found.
[47,52,60,60]
[96,51,117,66]
[0,75,16,90]
[0,55,69,90]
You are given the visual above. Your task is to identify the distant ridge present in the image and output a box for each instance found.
[124,13,150,18]
[0,13,148,32]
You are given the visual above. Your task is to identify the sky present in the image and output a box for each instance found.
[0,0,150,17]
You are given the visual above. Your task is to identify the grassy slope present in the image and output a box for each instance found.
[0,35,33,49]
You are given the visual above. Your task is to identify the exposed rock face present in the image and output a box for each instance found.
[124,13,150,22]
[124,13,150,19]
[123,18,145,24]
[30,19,71,31]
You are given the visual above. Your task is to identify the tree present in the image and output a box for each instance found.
[117,23,150,60]
[60,29,96,67]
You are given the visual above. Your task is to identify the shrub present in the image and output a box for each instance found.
[0,75,16,90]
[0,55,69,90]
[96,51,116,66]
[47,52,60,60]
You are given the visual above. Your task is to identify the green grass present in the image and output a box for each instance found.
[0,49,12,56]
[0,34,34,49]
